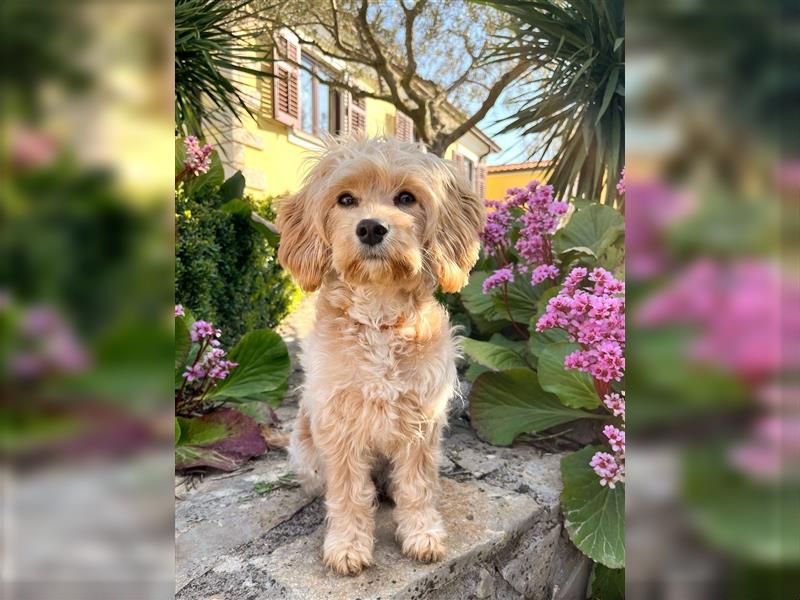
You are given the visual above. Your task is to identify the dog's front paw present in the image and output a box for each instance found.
[323,540,373,576]
[401,530,445,563]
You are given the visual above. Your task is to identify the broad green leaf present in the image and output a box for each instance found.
[538,342,600,409]
[465,362,490,383]
[561,445,625,568]
[682,446,800,564]
[490,275,546,323]
[462,338,528,372]
[208,329,290,400]
[174,418,181,446]
[176,415,228,446]
[219,170,246,201]
[528,326,571,358]
[461,271,508,322]
[219,198,251,217]
[588,564,624,600]
[469,368,601,446]
[175,408,268,472]
[554,204,624,258]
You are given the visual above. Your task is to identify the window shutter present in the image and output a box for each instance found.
[476,163,487,199]
[453,153,468,178]
[347,94,367,136]
[272,31,300,128]
[395,111,413,142]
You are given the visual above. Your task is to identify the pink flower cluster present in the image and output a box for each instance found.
[184,136,213,176]
[591,392,627,487]
[480,181,568,292]
[482,266,514,293]
[183,346,238,384]
[190,320,222,344]
[536,267,625,383]
[178,311,238,386]
[590,451,624,489]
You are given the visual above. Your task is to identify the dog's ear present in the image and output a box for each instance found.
[430,165,486,293]
[276,188,331,292]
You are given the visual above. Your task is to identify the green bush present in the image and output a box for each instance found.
[175,183,297,347]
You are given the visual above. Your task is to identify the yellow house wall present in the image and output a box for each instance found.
[486,169,549,201]
[231,61,494,199]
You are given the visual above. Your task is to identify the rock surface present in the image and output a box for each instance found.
[176,296,590,599]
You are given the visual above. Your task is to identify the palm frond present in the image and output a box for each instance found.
[478,0,624,205]
[175,0,275,138]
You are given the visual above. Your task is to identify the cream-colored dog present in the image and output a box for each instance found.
[276,136,485,576]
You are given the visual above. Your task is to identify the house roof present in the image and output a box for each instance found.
[487,160,552,173]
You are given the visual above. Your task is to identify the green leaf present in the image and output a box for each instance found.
[208,329,290,401]
[561,445,625,568]
[461,270,508,322]
[554,204,624,258]
[219,198,251,217]
[588,564,624,600]
[538,342,600,409]
[490,277,544,323]
[465,362,490,383]
[468,368,601,446]
[219,171,246,201]
[174,418,182,446]
[174,408,268,472]
[528,326,571,358]
[682,446,800,564]
[462,338,529,371]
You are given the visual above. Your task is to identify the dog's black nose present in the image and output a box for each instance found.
[356,219,388,246]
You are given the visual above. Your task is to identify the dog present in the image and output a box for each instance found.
[276,136,485,575]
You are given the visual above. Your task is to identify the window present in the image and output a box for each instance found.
[299,56,337,137]
[463,156,475,185]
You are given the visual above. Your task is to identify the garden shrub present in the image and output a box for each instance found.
[175,177,297,347]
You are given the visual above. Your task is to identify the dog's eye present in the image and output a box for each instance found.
[337,194,357,207]
[395,191,416,206]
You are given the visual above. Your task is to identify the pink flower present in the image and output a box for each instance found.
[174,304,185,317]
[482,267,515,294]
[531,264,559,284]
[182,363,206,382]
[603,392,625,418]
[184,136,213,176]
[590,452,624,488]
[190,320,221,342]
[603,425,625,453]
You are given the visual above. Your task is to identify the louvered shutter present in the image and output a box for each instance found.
[453,153,468,178]
[272,31,300,128]
[348,95,367,136]
[395,111,413,142]
[476,163,487,199]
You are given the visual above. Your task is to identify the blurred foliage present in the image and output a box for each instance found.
[1,157,170,338]
[174,149,296,347]
[482,0,624,204]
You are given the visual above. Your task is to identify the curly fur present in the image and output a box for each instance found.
[276,136,485,575]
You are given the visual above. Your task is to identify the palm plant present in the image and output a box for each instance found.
[175,0,274,137]
[481,0,624,205]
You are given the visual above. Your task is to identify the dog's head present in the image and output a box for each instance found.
[276,137,486,293]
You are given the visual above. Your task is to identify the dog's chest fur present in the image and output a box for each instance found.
[301,282,458,450]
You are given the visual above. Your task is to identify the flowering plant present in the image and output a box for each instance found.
[458,178,626,569]
[174,306,290,471]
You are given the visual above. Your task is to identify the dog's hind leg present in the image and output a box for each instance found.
[288,407,325,496]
